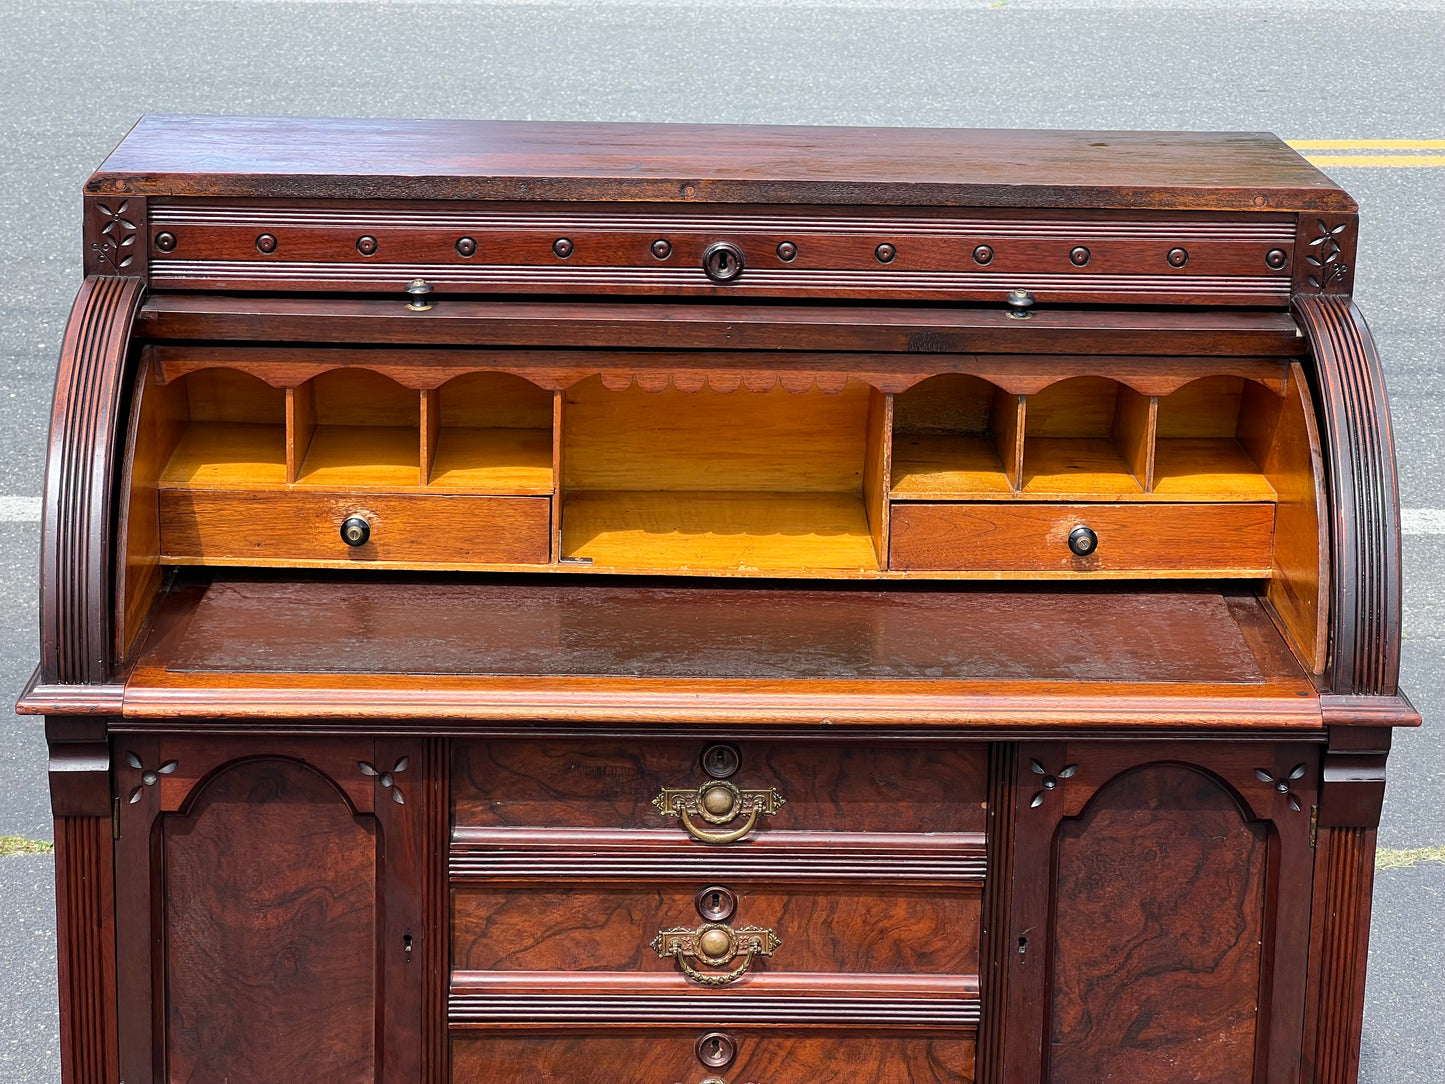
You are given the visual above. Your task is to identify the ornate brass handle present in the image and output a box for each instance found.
[652,922,781,987]
[652,780,786,845]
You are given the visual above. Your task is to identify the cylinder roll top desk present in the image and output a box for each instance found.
[19,116,1417,1084]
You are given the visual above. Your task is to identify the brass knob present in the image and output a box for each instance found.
[702,782,736,817]
[406,278,434,311]
[1006,289,1035,319]
[698,927,732,958]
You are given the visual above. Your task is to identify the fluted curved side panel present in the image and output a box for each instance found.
[40,275,146,684]
[1292,295,1401,695]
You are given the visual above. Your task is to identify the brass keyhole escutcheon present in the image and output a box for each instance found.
[702,242,745,283]
[701,742,740,779]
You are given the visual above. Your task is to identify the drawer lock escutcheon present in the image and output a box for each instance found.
[652,922,781,986]
[652,781,786,844]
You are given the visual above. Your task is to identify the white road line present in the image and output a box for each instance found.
[0,496,42,522]
[3,495,1445,533]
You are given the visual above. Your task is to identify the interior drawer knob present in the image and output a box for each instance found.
[653,781,786,844]
[1068,524,1098,557]
[340,516,372,547]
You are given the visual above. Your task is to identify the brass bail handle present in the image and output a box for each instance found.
[652,780,786,844]
[652,922,782,987]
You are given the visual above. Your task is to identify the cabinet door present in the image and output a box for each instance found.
[114,736,440,1083]
[984,742,1317,1084]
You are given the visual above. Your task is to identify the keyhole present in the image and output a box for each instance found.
[702,242,745,283]
[1017,935,1029,958]
[700,742,740,779]
[709,1037,721,1057]
[695,884,736,921]
[403,931,414,962]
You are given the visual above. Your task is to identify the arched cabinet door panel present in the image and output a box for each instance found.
[991,742,1317,1084]
[114,737,436,1084]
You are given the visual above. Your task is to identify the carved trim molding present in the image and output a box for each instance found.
[1292,295,1402,696]
[977,743,1018,1084]
[40,275,146,684]
[1293,215,1356,296]
[54,816,118,1084]
[83,195,148,278]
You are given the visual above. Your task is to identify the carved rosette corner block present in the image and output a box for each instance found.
[1027,758,1077,808]
[124,751,177,804]
[1254,763,1307,812]
[360,756,409,804]
[83,195,148,279]
[1292,214,1355,295]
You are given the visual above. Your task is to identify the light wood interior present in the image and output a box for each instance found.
[1153,376,1278,501]
[156,369,287,490]
[430,373,554,494]
[1021,377,1144,498]
[296,369,419,487]
[890,375,1019,499]
[561,377,878,570]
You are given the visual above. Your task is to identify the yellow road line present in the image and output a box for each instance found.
[1302,154,1445,167]
[1288,139,1445,150]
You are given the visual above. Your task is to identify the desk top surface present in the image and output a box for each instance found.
[88,115,1354,212]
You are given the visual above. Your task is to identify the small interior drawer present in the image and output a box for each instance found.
[889,501,1275,576]
[159,489,551,567]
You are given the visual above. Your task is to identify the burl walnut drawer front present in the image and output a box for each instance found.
[452,884,980,975]
[451,740,988,836]
[159,489,551,566]
[889,501,1275,575]
[451,1029,976,1083]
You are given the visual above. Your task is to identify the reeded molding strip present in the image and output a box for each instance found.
[449,972,980,1028]
[40,276,146,684]
[449,828,987,885]
[1292,295,1402,695]
[150,202,1297,241]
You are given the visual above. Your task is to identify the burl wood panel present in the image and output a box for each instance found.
[890,501,1275,576]
[452,885,980,975]
[163,759,378,1083]
[1047,763,1266,1084]
[452,740,987,833]
[451,1029,975,1084]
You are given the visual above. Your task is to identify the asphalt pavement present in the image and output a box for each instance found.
[1,2,1442,1080]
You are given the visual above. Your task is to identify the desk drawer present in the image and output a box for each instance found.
[452,1030,976,1083]
[159,489,551,566]
[889,501,1275,575]
[451,740,987,836]
[452,883,980,976]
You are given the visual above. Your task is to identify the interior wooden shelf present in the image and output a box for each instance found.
[1020,438,1144,499]
[1152,438,1276,501]
[430,428,554,494]
[158,423,287,490]
[561,491,880,572]
[297,425,418,487]
[890,434,1012,499]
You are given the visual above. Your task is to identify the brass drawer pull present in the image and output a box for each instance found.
[652,781,786,844]
[653,922,781,986]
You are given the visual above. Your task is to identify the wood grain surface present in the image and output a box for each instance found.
[451,884,979,975]
[1047,763,1266,1084]
[162,758,379,1082]
[450,1029,976,1083]
[452,739,988,833]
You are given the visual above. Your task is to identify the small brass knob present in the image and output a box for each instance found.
[702,783,736,817]
[1006,289,1036,319]
[698,927,732,958]
[341,516,371,547]
[406,278,434,311]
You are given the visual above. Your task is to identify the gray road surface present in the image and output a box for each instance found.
[1,2,1442,1080]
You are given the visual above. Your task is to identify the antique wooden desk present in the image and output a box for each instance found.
[20,116,1417,1084]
